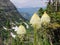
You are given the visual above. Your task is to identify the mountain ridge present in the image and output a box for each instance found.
[17,7,45,20]
[0,0,25,29]
[17,7,40,20]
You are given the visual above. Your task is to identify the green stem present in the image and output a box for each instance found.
[33,28,37,45]
[20,35,24,45]
[21,40,24,45]
[16,37,18,45]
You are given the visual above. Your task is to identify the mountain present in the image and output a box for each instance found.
[17,7,46,20]
[19,12,31,20]
[17,7,40,15]
[17,7,40,20]
[0,0,24,29]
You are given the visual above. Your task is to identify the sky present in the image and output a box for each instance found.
[10,0,48,8]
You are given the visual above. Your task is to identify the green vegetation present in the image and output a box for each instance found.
[38,2,60,45]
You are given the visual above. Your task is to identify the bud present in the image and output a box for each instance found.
[10,32,16,38]
[30,13,41,29]
[23,22,29,29]
[41,11,50,25]
[12,26,18,31]
[3,26,7,30]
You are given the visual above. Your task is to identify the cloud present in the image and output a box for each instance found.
[10,0,47,8]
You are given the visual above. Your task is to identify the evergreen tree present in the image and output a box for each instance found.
[38,8,44,17]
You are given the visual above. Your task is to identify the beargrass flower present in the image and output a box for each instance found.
[41,11,50,25]
[16,25,26,35]
[30,13,41,29]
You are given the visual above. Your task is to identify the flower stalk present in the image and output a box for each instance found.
[34,27,37,45]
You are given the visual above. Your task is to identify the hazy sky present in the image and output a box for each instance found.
[10,0,48,8]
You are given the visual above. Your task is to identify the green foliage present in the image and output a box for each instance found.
[6,20,11,28]
[38,2,60,45]
[0,29,10,40]
[38,8,44,17]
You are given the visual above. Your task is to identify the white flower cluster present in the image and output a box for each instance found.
[30,13,41,29]
[12,25,26,39]
[30,11,50,29]
[41,12,50,25]
[16,25,26,35]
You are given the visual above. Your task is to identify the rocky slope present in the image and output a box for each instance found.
[0,0,25,28]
